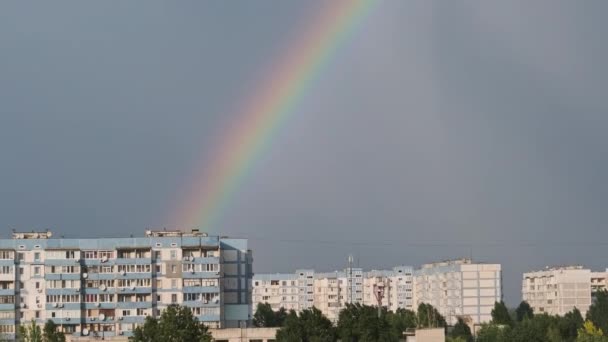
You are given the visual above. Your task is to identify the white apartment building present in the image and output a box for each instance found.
[0,230,252,341]
[414,259,502,325]
[253,266,414,323]
[522,266,593,317]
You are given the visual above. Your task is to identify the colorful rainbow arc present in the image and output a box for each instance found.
[171,1,375,232]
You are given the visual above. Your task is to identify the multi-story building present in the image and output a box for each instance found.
[0,230,252,341]
[522,266,592,317]
[253,266,414,322]
[414,259,502,325]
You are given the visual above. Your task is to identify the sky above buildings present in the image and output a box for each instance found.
[1,1,607,304]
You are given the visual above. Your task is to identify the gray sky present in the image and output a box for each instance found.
[1,1,607,304]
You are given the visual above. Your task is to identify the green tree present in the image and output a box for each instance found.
[130,305,212,342]
[559,308,585,342]
[515,301,534,322]
[509,313,557,342]
[337,303,401,342]
[416,303,446,328]
[588,290,608,335]
[577,321,608,342]
[276,307,335,342]
[42,320,65,342]
[491,301,513,326]
[450,317,472,342]
[253,303,287,327]
[386,308,416,338]
[475,324,511,342]
[18,320,43,342]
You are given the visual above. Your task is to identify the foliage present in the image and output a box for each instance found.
[130,305,212,342]
[386,308,417,338]
[449,317,472,342]
[515,301,534,322]
[336,303,404,342]
[18,320,43,342]
[491,301,513,326]
[253,303,287,327]
[42,320,65,342]
[475,323,512,342]
[577,321,608,342]
[276,307,336,342]
[588,290,608,335]
[416,303,446,328]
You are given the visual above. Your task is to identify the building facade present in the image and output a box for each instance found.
[414,259,502,325]
[253,266,414,322]
[522,266,593,317]
[0,230,252,340]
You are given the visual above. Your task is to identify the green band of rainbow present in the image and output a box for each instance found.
[171,0,375,232]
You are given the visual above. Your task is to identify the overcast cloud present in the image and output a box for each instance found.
[1,1,607,303]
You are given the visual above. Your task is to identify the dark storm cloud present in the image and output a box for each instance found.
[1,1,606,303]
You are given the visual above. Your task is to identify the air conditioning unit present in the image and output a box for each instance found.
[95,303,100,307]
[122,271,127,276]
[190,257,195,262]
[76,289,80,293]
[58,303,64,308]
[65,317,70,321]
[37,289,42,293]
[37,304,42,308]
[53,303,58,308]
[20,303,26,308]
[118,316,124,321]
[121,288,126,292]
[131,286,136,290]
[101,256,108,262]
[119,331,124,335]
[91,317,96,321]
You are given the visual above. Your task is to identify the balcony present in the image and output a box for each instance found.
[116,301,152,309]
[182,286,220,294]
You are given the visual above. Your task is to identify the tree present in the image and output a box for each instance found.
[253,303,287,327]
[491,301,513,326]
[577,321,608,342]
[515,301,534,322]
[386,308,416,338]
[276,307,335,342]
[18,320,43,342]
[559,308,585,342]
[42,320,65,342]
[416,303,446,328]
[475,324,511,342]
[130,305,212,342]
[450,317,472,342]
[588,290,608,335]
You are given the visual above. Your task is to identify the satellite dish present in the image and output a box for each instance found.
[82,329,89,336]
[99,313,106,321]
[82,273,88,279]
[99,284,107,291]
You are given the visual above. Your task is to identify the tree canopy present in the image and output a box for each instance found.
[491,301,513,326]
[276,307,336,342]
[449,317,472,342]
[515,301,534,322]
[253,303,287,327]
[130,305,212,342]
[588,290,608,335]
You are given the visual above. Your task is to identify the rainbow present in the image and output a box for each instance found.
[171,0,375,232]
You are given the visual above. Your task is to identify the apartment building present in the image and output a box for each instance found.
[0,230,252,341]
[253,266,414,322]
[414,259,502,325]
[522,266,592,317]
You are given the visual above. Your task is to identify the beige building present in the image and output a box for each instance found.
[253,266,413,323]
[414,259,502,325]
[523,266,594,316]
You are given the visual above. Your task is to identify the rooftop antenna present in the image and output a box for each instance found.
[348,255,354,305]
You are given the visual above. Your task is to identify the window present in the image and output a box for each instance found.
[35,282,40,289]
[171,280,177,289]
[34,267,41,276]
[171,265,176,273]
[34,252,40,261]
[171,294,177,303]
[170,251,177,260]
[35,311,40,318]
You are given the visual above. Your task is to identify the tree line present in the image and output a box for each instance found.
[253,289,608,342]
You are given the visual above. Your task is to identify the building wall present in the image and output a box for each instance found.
[414,259,501,325]
[253,266,413,323]
[523,266,592,317]
[0,230,252,340]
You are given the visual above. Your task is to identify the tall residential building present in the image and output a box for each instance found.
[253,266,413,322]
[414,258,502,325]
[0,230,252,340]
[522,266,592,317]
